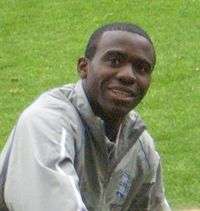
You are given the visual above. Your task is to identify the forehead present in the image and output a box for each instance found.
[96,31,155,63]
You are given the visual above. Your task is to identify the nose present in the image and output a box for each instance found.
[116,64,136,84]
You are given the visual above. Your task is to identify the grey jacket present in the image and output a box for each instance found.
[0,80,171,211]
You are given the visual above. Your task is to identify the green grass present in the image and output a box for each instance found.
[0,0,199,208]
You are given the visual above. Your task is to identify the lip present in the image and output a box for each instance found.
[107,86,137,102]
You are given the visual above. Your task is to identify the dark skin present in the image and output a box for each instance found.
[78,31,155,142]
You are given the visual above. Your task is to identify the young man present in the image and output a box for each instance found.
[0,23,171,211]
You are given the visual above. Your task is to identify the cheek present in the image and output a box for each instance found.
[85,70,103,95]
[137,75,151,91]
[91,67,114,86]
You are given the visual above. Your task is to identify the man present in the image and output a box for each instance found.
[0,22,171,211]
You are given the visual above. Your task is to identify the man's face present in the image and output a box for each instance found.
[79,31,155,120]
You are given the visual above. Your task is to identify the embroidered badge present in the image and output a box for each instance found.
[116,171,131,200]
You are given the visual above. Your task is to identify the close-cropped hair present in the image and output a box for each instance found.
[85,22,156,67]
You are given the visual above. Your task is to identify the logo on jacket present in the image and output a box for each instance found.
[116,171,131,200]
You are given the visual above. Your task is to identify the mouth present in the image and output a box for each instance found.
[107,87,137,102]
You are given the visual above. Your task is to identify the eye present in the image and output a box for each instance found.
[103,51,128,68]
[133,60,151,74]
[109,57,121,67]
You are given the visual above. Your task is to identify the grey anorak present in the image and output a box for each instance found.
[0,80,171,211]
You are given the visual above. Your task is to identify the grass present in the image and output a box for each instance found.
[0,0,199,208]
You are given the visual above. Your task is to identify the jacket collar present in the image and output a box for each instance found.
[69,80,146,160]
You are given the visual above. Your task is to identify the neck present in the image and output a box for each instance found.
[94,104,123,142]
[82,80,124,141]
[104,119,122,142]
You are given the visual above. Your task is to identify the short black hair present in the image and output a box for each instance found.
[85,22,156,66]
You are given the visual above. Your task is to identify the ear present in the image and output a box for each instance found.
[77,57,90,79]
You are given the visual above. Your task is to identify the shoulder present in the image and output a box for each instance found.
[139,130,160,182]
[128,110,158,157]
[22,84,76,117]
[139,125,160,162]
[17,84,82,137]
[10,84,85,162]
[128,111,160,174]
[139,130,157,153]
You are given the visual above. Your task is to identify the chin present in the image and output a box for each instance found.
[103,104,134,120]
[98,97,140,120]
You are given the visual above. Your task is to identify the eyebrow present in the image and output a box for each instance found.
[102,50,153,67]
[102,50,128,60]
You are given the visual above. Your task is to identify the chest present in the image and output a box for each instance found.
[75,134,156,211]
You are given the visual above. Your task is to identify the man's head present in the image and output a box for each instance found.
[78,22,156,122]
[85,22,156,66]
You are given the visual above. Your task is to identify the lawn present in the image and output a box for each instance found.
[0,0,199,208]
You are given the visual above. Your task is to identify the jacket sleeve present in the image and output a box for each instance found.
[149,162,171,211]
[3,107,87,211]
